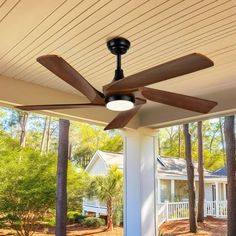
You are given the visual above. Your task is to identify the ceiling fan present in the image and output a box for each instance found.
[16,37,217,130]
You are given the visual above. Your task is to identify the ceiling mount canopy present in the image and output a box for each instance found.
[16,37,217,130]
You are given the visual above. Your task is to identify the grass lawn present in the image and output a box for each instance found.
[0,225,123,236]
[160,217,227,236]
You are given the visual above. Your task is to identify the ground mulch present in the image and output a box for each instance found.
[160,217,227,236]
[0,225,123,236]
[1,218,226,236]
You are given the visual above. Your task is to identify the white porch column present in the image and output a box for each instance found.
[123,128,157,236]
[223,183,227,201]
[215,182,219,216]
[157,178,161,203]
[171,179,175,202]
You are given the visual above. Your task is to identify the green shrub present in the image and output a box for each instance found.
[0,149,57,236]
[113,206,123,226]
[46,217,56,227]
[67,211,85,223]
[40,214,56,227]
[81,217,105,228]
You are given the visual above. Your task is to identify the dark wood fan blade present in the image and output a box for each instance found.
[16,103,104,111]
[140,87,217,113]
[37,55,104,104]
[103,53,214,92]
[104,98,146,130]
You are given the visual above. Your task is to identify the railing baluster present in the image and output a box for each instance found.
[157,200,227,227]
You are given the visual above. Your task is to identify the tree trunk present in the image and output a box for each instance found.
[56,119,70,236]
[197,121,204,222]
[209,127,219,153]
[183,123,197,233]
[219,117,226,165]
[46,116,51,153]
[224,116,236,236]
[19,112,28,147]
[68,143,72,160]
[178,126,181,157]
[107,199,113,231]
[40,116,48,153]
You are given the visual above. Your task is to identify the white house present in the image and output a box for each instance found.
[156,156,227,203]
[83,150,227,220]
[83,150,123,217]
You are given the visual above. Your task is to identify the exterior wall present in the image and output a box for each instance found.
[83,155,108,216]
[89,157,107,176]
[83,197,107,217]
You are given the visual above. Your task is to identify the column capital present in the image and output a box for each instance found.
[122,127,157,137]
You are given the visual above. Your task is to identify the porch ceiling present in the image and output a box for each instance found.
[0,0,235,128]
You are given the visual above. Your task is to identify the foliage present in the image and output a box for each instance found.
[67,168,90,211]
[81,217,105,228]
[0,130,20,155]
[158,118,226,170]
[41,214,56,227]
[0,147,56,236]
[67,211,85,224]
[71,123,123,168]
[86,166,123,230]
[0,108,59,152]
[0,107,122,168]
[0,131,85,235]
[0,108,21,137]
[112,204,123,226]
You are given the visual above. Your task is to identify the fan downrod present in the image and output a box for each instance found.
[107,37,130,81]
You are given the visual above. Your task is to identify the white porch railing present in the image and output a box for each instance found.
[167,202,189,220]
[83,198,107,215]
[157,201,227,227]
[219,201,227,217]
[83,198,106,208]
[205,201,227,218]
[156,204,166,227]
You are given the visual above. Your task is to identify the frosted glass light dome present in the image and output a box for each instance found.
[105,94,135,112]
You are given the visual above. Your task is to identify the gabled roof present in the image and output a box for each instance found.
[97,150,123,169]
[85,151,226,180]
[157,156,227,179]
[157,156,166,167]
[212,166,227,176]
[85,150,123,173]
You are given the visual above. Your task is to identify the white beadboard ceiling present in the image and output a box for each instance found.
[0,0,236,127]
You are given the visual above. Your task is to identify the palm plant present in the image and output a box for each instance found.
[87,166,123,231]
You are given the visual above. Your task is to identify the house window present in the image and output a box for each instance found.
[175,180,188,202]
[160,179,171,202]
